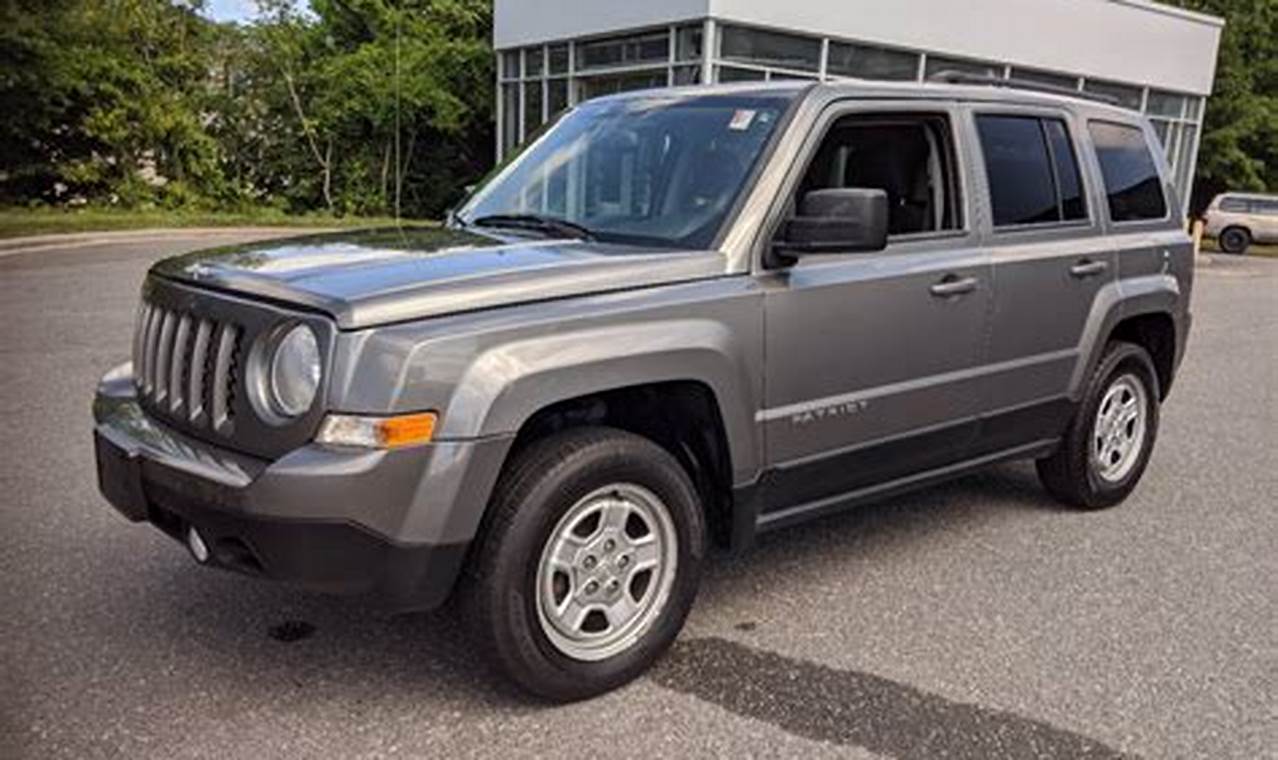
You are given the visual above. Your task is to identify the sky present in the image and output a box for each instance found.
[201,0,311,23]
[202,0,257,23]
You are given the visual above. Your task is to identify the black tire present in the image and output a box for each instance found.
[1219,226,1251,255]
[459,427,706,702]
[1036,341,1161,510]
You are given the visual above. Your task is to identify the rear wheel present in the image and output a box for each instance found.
[1037,341,1160,509]
[1219,226,1251,254]
[460,427,705,701]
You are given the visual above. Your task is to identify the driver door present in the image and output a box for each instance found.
[756,104,993,523]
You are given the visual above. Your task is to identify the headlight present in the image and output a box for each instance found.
[268,324,321,417]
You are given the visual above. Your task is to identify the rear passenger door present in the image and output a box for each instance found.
[972,109,1115,452]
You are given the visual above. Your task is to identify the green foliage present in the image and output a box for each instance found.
[0,0,494,218]
[1170,0,1277,207]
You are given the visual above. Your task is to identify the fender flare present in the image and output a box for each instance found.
[438,318,762,485]
[1069,273,1180,401]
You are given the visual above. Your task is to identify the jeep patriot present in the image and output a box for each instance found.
[94,80,1193,700]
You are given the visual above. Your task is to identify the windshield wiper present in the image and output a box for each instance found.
[470,214,596,242]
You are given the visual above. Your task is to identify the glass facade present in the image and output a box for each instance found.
[496,21,1206,212]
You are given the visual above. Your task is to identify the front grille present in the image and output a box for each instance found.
[133,300,242,438]
[129,276,333,460]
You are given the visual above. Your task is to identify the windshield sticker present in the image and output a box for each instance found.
[728,109,757,131]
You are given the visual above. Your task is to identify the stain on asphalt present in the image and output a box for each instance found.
[268,620,316,643]
[734,621,759,632]
[652,637,1133,759]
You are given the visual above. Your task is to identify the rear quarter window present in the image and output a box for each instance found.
[1088,121,1168,223]
[1219,197,1250,212]
[1255,199,1278,216]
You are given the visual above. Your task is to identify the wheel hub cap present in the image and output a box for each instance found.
[1092,373,1148,483]
[535,483,678,661]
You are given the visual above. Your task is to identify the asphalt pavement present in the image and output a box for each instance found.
[1,232,1274,759]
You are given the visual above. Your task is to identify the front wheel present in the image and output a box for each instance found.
[460,427,705,701]
[1037,341,1160,509]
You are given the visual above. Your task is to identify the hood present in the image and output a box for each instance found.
[151,226,728,329]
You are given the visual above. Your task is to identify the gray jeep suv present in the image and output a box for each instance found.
[94,80,1193,700]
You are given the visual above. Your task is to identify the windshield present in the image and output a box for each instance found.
[459,93,793,249]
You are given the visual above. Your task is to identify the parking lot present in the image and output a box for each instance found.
[1,232,1274,759]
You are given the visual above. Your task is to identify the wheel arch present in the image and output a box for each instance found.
[1072,275,1182,403]
[436,320,761,549]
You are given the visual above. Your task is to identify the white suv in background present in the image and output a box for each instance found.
[1204,193,1278,254]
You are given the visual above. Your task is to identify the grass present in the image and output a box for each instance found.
[1200,236,1278,258]
[0,207,415,240]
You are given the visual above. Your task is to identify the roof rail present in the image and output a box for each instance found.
[927,70,1123,108]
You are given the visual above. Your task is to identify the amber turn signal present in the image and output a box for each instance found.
[316,412,438,450]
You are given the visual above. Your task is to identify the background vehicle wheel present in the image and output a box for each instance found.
[460,427,705,701]
[1036,341,1160,510]
[1218,226,1251,254]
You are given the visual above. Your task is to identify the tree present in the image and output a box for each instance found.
[0,0,494,219]
[1170,0,1278,210]
[0,0,229,207]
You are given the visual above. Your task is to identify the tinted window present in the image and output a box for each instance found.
[719,26,821,71]
[1089,122,1168,222]
[827,42,919,81]
[1219,197,1249,212]
[1256,200,1278,216]
[1044,120,1087,221]
[977,116,1060,226]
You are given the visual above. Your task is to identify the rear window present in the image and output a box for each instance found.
[1088,121,1168,222]
[976,115,1087,228]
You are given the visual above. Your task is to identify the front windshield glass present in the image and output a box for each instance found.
[459,93,793,249]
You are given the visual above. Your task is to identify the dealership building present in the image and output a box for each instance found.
[492,0,1223,213]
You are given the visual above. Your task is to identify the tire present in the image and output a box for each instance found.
[459,427,706,701]
[1036,341,1161,510]
[1219,226,1251,255]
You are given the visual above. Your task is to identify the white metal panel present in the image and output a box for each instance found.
[495,0,1223,95]
[494,0,709,49]
[707,0,1222,94]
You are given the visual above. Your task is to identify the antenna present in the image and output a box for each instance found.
[394,0,405,237]
[927,70,1124,108]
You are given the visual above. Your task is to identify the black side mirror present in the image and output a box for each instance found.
[771,188,889,265]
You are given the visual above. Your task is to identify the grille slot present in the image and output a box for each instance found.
[132,299,242,439]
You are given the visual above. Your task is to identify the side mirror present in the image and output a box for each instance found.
[772,188,889,265]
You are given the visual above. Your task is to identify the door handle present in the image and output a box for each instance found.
[1070,259,1109,278]
[930,275,979,297]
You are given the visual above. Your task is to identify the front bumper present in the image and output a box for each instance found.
[93,364,511,611]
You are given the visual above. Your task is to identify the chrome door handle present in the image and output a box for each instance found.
[1070,259,1109,278]
[930,275,979,297]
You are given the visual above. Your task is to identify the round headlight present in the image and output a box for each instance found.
[269,325,321,417]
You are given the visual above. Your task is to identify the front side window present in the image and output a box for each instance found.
[795,113,962,236]
[1088,121,1168,223]
[462,94,793,249]
[977,115,1087,227]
